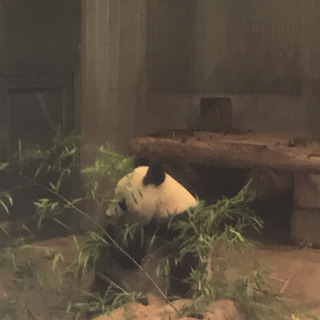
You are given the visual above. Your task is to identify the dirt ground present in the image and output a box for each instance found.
[0,237,320,320]
[90,245,320,320]
[256,245,320,316]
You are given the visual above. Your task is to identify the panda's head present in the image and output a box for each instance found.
[106,163,197,222]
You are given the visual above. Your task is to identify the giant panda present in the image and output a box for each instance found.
[107,163,197,222]
[102,162,198,297]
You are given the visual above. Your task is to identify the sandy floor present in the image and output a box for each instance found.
[0,238,319,320]
[90,244,320,320]
[256,245,320,316]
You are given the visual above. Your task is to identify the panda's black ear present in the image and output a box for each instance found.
[143,163,166,186]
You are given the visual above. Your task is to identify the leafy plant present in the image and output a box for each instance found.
[67,284,141,319]
[98,182,294,319]
[78,180,268,316]
[15,133,78,181]
[0,133,312,320]
[0,192,13,215]
[0,299,17,320]
[76,231,111,276]
[154,183,261,298]
[81,144,134,207]
[0,134,140,318]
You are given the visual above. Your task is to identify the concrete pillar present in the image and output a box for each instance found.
[292,172,320,246]
[80,0,147,155]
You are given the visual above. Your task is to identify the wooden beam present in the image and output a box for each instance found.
[130,132,320,172]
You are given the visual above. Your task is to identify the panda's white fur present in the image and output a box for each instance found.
[101,165,199,297]
[107,166,197,222]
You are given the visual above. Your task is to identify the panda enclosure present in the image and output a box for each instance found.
[2,0,320,247]
[131,130,320,246]
[78,0,320,249]
[2,0,320,318]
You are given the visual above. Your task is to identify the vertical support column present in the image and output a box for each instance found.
[117,0,148,149]
[80,0,147,155]
[292,172,320,246]
[79,0,147,229]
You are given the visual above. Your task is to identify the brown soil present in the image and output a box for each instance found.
[0,238,320,320]
[91,299,245,320]
[256,245,320,315]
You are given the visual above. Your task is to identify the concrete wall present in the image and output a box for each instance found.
[146,0,196,94]
[194,0,320,95]
[145,0,320,137]
[81,0,320,151]
[80,0,195,147]
[0,0,80,74]
[146,93,320,136]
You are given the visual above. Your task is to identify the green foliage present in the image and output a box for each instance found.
[0,133,80,240]
[122,222,145,247]
[227,265,287,320]
[76,222,145,283]
[0,192,13,214]
[175,183,260,253]
[165,183,261,297]
[0,134,139,318]
[81,144,134,206]
[76,231,110,276]
[0,299,17,320]
[0,133,310,320]
[0,220,10,237]
[15,133,79,181]
[75,172,289,319]
[67,285,141,319]
[107,183,289,319]
[0,245,17,269]
[0,162,9,171]
[79,180,269,317]
[0,132,135,237]
[33,198,68,230]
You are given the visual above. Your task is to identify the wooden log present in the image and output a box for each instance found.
[130,134,320,172]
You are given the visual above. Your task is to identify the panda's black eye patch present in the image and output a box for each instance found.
[118,200,127,211]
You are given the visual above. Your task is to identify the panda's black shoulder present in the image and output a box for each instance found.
[145,211,189,242]
[142,162,166,187]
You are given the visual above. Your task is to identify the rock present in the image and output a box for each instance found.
[90,299,246,320]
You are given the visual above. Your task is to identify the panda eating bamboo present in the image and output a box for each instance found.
[102,163,199,298]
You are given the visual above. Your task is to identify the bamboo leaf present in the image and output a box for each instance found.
[0,162,9,170]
